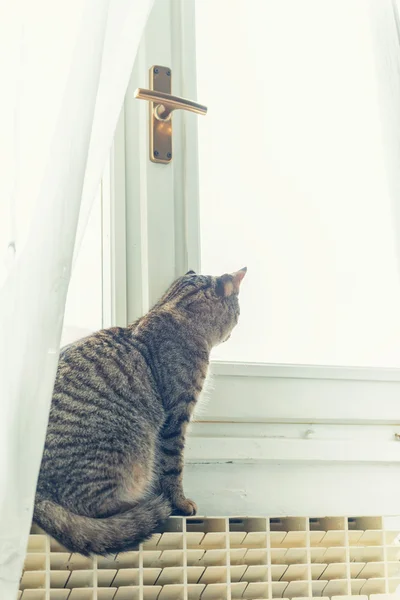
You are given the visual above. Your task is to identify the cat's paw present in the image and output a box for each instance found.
[172,497,198,516]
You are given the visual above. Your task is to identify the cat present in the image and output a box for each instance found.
[33,268,246,556]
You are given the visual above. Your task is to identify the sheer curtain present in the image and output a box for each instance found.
[0,0,153,596]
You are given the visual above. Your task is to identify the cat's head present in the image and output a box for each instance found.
[159,268,247,347]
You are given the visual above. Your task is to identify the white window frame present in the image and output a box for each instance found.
[121,0,201,324]
[105,0,400,514]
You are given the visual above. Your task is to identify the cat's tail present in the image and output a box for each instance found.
[33,493,171,556]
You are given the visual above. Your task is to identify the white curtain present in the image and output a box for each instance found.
[0,0,153,597]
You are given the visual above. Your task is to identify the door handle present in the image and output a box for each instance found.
[134,88,207,121]
[134,65,207,164]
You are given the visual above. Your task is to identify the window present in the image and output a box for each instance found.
[196,0,400,368]
[77,0,400,512]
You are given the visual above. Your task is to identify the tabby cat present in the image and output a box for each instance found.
[33,268,246,555]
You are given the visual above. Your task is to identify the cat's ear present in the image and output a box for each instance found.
[185,270,196,275]
[216,267,247,297]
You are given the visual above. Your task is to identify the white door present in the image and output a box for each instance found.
[120,0,400,516]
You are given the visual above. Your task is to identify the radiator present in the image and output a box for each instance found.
[19,516,400,599]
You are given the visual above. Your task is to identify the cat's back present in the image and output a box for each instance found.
[58,326,136,371]
[45,326,162,446]
[55,326,154,396]
[38,326,162,510]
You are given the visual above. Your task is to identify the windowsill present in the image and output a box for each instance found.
[187,421,400,464]
[202,361,400,424]
[211,360,400,381]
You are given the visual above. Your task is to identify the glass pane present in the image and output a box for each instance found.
[61,187,102,346]
[196,0,400,366]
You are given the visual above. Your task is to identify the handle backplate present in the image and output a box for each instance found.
[135,66,207,164]
[147,66,173,164]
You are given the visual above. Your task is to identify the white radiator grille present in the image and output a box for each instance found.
[20,516,400,599]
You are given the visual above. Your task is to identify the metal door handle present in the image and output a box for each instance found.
[134,65,207,164]
[134,88,207,121]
